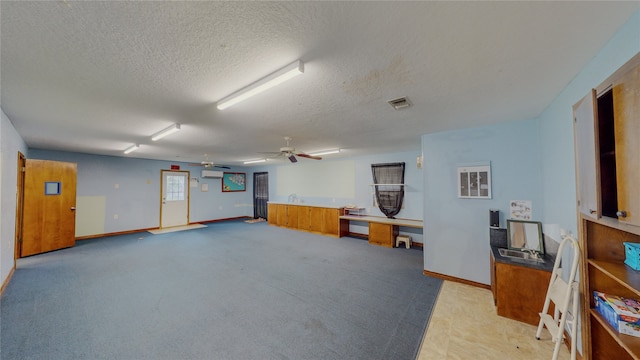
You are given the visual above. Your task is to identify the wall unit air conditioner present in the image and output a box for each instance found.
[201,170,224,178]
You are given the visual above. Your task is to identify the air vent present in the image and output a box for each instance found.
[387,97,411,110]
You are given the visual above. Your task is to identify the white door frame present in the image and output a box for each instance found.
[160,170,190,228]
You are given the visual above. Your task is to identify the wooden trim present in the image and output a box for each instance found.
[0,265,16,297]
[422,270,491,290]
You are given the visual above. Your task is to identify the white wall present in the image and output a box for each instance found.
[1,109,28,287]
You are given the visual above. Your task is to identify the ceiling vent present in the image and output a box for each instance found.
[387,97,411,110]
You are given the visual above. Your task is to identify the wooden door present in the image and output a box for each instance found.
[613,63,640,226]
[573,89,599,219]
[21,159,77,257]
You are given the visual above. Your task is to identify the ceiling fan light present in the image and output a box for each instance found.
[217,60,304,110]
[123,144,139,154]
[151,123,181,141]
[243,159,267,164]
[307,149,340,156]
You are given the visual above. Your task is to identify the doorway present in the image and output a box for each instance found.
[253,172,269,220]
[160,170,190,228]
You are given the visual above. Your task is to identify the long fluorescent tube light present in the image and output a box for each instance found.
[307,149,340,156]
[217,60,304,110]
[124,144,139,154]
[243,159,267,164]
[151,123,181,141]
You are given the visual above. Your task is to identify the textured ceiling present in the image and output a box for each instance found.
[1,1,638,165]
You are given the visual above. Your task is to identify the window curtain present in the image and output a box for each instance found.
[253,172,269,219]
[371,162,405,219]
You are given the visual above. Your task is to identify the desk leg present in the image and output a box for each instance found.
[339,219,350,237]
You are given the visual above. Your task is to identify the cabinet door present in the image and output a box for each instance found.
[574,89,600,219]
[267,203,277,225]
[287,205,298,228]
[309,207,323,233]
[613,64,640,226]
[276,204,287,226]
[297,206,310,230]
[322,208,340,236]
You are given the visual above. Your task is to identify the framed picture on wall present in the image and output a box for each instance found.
[222,172,246,192]
[457,164,491,199]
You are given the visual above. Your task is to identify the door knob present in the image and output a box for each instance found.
[617,210,628,218]
[70,207,76,211]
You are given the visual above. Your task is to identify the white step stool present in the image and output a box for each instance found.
[396,235,411,248]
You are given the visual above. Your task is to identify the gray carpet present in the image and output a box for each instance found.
[1,220,442,360]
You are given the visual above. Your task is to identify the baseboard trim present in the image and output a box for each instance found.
[76,217,252,241]
[0,265,16,298]
[422,270,491,290]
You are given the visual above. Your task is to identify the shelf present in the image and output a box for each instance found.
[590,308,640,359]
[589,259,640,296]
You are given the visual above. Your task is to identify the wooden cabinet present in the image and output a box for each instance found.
[580,217,640,360]
[491,252,552,326]
[309,207,323,233]
[575,54,640,227]
[267,203,343,237]
[297,206,310,230]
[368,222,399,248]
[576,52,640,360]
[612,63,640,226]
[267,203,278,225]
[322,208,342,236]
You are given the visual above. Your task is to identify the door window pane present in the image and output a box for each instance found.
[166,175,185,201]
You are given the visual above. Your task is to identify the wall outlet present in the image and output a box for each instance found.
[114,183,119,189]
[113,214,118,220]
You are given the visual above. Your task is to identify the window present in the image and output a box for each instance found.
[165,175,185,201]
[371,162,405,218]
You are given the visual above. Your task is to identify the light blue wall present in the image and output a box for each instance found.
[539,9,640,232]
[28,150,254,234]
[421,8,640,286]
[422,119,542,284]
[1,109,28,285]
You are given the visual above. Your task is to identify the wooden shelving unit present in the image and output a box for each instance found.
[575,52,640,360]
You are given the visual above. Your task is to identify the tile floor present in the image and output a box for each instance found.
[417,281,572,360]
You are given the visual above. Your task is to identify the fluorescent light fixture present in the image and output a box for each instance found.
[151,123,181,141]
[217,60,304,110]
[307,149,340,156]
[123,144,139,154]
[243,159,267,164]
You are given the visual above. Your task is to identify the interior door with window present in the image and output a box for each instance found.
[21,159,77,257]
[253,172,269,220]
[160,170,189,228]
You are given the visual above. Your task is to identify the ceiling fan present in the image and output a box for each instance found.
[262,136,322,163]
[188,154,230,169]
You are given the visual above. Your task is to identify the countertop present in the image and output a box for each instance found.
[267,202,345,209]
[490,245,555,272]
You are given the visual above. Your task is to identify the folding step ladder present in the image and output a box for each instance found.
[536,234,580,360]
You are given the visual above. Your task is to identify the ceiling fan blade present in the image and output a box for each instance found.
[288,154,297,163]
[213,165,230,169]
[297,153,322,160]
[188,163,205,166]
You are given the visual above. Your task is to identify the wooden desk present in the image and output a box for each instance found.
[339,215,424,248]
